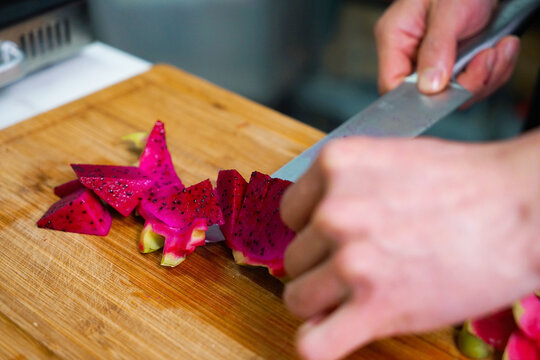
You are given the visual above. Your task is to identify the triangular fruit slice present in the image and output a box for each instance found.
[139,120,183,189]
[138,204,207,267]
[53,179,85,197]
[144,179,224,230]
[216,169,248,245]
[232,173,294,277]
[37,188,112,236]
[225,171,270,258]
[157,218,207,267]
[513,293,540,343]
[503,331,540,360]
[71,164,153,216]
[138,121,185,217]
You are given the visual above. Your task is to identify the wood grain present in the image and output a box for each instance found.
[0,65,470,359]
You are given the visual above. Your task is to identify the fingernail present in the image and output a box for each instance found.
[298,319,318,338]
[418,67,445,93]
[298,314,325,337]
[485,50,496,72]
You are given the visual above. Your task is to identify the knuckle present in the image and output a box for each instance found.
[283,283,304,316]
[332,244,365,283]
[283,240,300,276]
[317,141,342,172]
[312,199,347,239]
[279,188,295,226]
[318,138,371,175]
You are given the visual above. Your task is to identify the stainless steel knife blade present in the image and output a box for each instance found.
[272,76,471,182]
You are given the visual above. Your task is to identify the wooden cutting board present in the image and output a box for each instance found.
[0,65,470,359]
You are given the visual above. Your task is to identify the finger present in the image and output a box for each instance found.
[472,36,520,103]
[417,0,495,94]
[281,157,326,232]
[455,48,497,95]
[375,0,430,93]
[284,224,333,279]
[457,36,520,108]
[283,259,348,319]
[296,301,376,360]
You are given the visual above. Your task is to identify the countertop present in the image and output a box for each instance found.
[0,42,150,130]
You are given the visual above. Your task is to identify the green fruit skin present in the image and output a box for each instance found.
[458,324,493,359]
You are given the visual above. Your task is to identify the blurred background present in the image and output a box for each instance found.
[4,0,540,141]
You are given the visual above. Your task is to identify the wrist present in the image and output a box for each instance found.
[505,131,540,281]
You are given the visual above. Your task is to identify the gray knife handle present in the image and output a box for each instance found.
[451,0,540,79]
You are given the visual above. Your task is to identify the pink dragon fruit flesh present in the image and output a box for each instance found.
[513,293,540,344]
[37,188,112,236]
[53,179,85,197]
[458,307,518,358]
[217,171,295,278]
[139,120,183,190]
[216,169,247,245]
[469,308,518,351]
[71,164,153,216]
[137,194,208,267]
[503,331,540,360]
[157,218,207,267]
[143,179,224,231]
[219,171,269,255]
[458,309,517,359]
[138,120,185,217]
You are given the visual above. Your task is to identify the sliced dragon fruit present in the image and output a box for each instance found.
[53,179,84,197]
[469,308,517,351]
[143,179,224,230]
[71,164,153,216]
[233,173,295,277]
[458,307,527,359]
[138,198,208,266]
[227,171,270,256]
[458,308,517,358]
[216,169,247,245]
[134,122,218,266]
[222,171,295,278]
[139,221,165,253]
[503,331,540,360]
[139,218,207,266]
[513,293,540,344]
[158,218,207,267]
[139,120,183,189]
[138,121,184,217]
[37,188,112,236]
[457,326,492,359]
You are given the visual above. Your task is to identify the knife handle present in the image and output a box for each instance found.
[451,0,540,79]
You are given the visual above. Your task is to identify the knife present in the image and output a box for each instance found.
[207,0,540,242]
[272,0,540,182]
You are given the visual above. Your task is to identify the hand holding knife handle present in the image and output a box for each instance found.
[273,0,540,182]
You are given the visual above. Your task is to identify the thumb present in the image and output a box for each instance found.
[417,0,495,94]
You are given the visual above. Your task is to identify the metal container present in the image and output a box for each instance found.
[0,1,93,88]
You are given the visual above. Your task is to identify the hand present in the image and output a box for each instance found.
[375,0,520,107]
[281,135,540,360]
